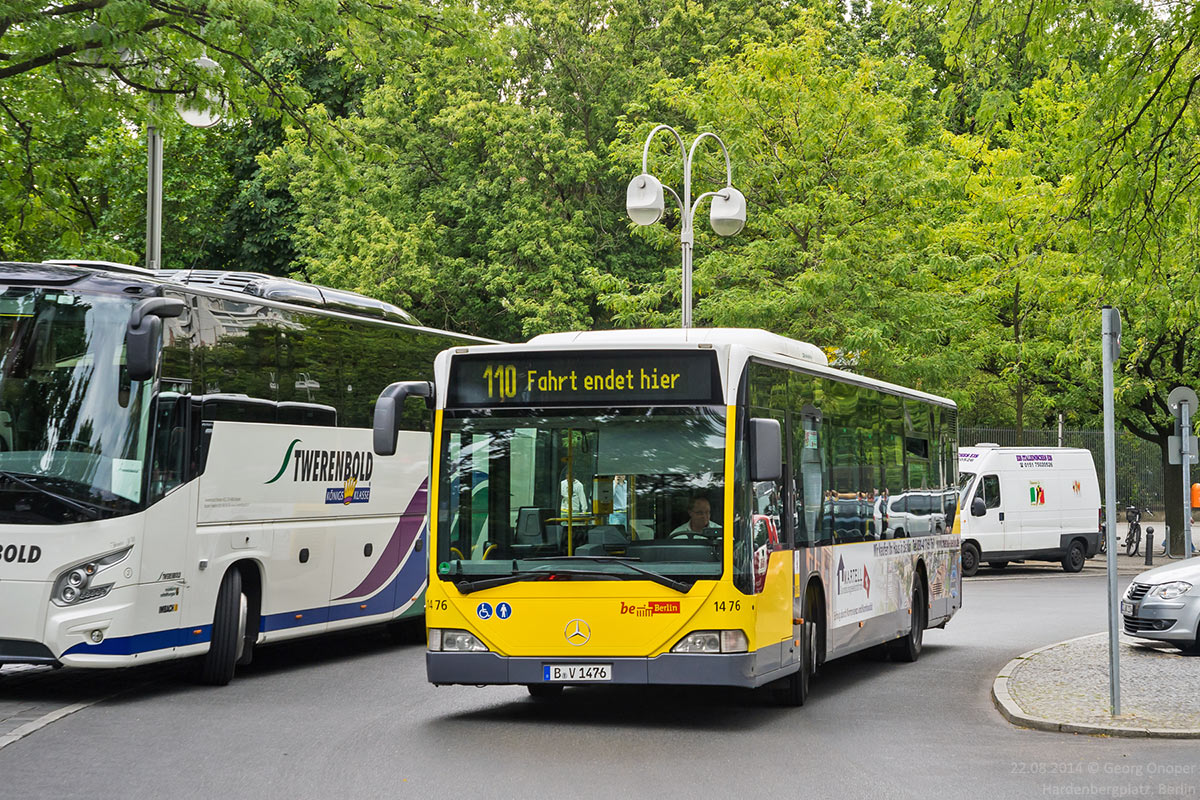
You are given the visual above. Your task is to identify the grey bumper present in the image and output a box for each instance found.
[427,650,772,688]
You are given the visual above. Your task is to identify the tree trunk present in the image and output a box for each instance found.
[1161,441,1185,554]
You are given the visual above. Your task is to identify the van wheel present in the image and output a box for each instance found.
[988,561,1008,570]
[199,569,244,686]
[1061,540,1086,573]
[961,542,980,577]
[889,580,925,663]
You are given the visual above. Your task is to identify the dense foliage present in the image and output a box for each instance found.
[5,0,1200,540]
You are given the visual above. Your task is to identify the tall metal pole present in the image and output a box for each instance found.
[146,124,163,271]
[1183,401,1194,558]
[680,151,694,329]
[1102,306,1121,716]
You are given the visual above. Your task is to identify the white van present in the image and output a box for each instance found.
[957,445,1102,576]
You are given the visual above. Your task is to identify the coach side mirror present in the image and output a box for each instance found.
[749,417,782,482]
[373,381,434,456]
[971,496,987,517]
[126,297,186,382]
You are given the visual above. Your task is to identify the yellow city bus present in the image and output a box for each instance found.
[373,328,961,704]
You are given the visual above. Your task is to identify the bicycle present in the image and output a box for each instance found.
[1123,506,1143,556]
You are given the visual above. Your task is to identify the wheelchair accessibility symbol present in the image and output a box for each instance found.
[476,602,493,620]
[496,602,512,620]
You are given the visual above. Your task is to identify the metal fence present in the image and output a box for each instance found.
[959,427,1163,511]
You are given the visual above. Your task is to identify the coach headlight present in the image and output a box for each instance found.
[671,630,748,654]
[51,546,133,607]
[429,628,489,652]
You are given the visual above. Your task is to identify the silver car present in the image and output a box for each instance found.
[1122,556,1200,653]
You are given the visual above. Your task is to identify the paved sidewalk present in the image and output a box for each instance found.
[993,632,1200,738]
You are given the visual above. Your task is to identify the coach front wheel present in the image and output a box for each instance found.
[199,568,245,686]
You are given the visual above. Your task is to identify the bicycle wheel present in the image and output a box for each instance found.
[1125,527,1139,557]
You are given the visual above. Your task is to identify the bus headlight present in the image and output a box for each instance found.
[429,628,489,652]
[51,547,133,607]
[671,630,748,654]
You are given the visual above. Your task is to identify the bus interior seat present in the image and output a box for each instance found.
[516,507,553,544]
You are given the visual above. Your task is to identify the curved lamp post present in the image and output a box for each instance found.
[626,125,746,329]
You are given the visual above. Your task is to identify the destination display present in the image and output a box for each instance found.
[447,350,722,407]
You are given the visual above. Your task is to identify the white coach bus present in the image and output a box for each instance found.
[0,260,486,684]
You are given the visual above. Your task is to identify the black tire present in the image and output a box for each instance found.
[1062,539,1086,573]
[1125,530,1139,557]
[527,683,564,699]
[776,590,818,707]
[890,580,925,663]
[988,561,1009,570]
[199,569,243,686]
[387,616,426,645]
[1178,625,1200,656]
[961,542,980,577]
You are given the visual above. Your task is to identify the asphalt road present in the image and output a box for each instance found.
[2,567,1198,799]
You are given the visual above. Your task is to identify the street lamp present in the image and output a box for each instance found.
[626,125,746,328]
[146,56,225,271]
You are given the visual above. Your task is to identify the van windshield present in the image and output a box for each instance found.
[958,471,976,506]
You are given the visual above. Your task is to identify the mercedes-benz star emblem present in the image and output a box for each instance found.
[564,619,591,646]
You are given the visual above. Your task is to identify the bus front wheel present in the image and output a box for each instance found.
[527,683,564,699]
[776,591,819,707]
[199,569,245,686]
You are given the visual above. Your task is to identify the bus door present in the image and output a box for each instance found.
[751,411,791,664]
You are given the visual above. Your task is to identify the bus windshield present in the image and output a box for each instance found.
[437,407,727,584]
[0,288,150,523]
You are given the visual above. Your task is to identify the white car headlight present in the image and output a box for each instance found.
[1155,581,1193,600]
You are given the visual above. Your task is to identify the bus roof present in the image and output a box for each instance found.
[530,328,829,366]
[36,259,423,328]
[454,328,955,409]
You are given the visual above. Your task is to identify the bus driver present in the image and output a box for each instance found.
[671,495,721,537]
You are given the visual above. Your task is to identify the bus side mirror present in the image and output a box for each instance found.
[971,496,987,517]
[373,381,434,456]
[127,297,186,382]
[749,417,782,482]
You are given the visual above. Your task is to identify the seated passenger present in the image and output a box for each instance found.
[671,495,721,537]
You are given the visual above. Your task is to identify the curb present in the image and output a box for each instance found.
[991,633,1200,739]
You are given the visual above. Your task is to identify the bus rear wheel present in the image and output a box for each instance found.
[890,580,925,663]
[199,568,245,686]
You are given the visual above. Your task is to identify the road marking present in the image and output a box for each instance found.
[0,698,104,751]
[0,672,159,751]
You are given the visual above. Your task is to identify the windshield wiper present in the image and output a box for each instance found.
[0,470,104,520]
[455,568,625,595]
[525,555,692,593]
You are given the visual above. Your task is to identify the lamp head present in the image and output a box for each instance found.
[626,173,665,226]
[710,186,746,237]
